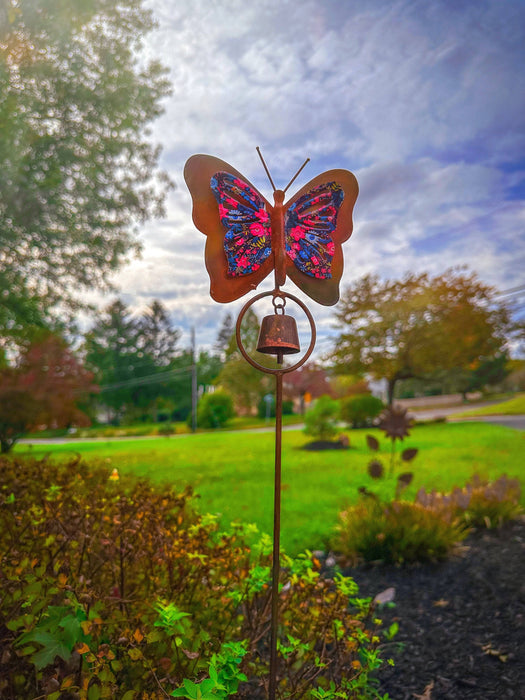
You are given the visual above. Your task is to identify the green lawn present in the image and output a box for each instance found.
[17,422,525,555]
[455,392,525,417]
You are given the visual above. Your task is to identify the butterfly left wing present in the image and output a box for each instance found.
[283,169,358,306]
[184,154,274,303]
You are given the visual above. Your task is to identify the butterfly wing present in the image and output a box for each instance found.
[210,171,272,277]
[184,154,274,303]
[283,169,358,305]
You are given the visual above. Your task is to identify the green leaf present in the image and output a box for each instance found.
[87,684,101,700]
[28,632,72,669]
[366,434,380,451]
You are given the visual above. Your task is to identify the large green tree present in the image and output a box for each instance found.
[332,269,514,404]
[0,0,171,344]
[84,299,144,420]
[83,299,209,423]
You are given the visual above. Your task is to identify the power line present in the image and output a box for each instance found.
[496,285,525,298]
[97,365,193,392]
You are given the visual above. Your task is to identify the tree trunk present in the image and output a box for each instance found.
[1,439,13,454]
[387,378,397,406]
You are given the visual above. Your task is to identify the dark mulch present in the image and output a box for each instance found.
[331,518,525,699]
[301,440,349,450]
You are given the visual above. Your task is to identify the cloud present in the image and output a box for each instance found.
[98,0,525,352]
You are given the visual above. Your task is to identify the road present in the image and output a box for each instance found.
[19,403,525,446]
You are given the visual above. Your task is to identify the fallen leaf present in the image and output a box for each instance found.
[374,587,395,604]
[413,679,434,699]
[432,599,449,608]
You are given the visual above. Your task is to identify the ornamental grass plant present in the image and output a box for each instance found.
[334,475,522,566]
[334,497,470,565]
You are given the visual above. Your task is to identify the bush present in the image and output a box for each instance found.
[335,475,523,565]
[196,390,235,428]
[335,496,469,565]
[340,394,384,428]
[416,474,522,529]
[0,456,392,700]
[303,395,340,441]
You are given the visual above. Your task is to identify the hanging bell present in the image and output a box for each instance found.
[256,312,300,356]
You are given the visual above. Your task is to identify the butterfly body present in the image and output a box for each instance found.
[184,154,358,306]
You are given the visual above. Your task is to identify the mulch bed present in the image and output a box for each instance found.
[329,518,525,699]
[301,440,349,451]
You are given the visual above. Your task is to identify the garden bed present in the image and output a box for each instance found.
[326,517,525,699]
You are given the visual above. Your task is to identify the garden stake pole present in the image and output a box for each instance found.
[269,369,283,700]
[235,289,316,700]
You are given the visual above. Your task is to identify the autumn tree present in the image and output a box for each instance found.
[0,0,172,346]
[0,334,95,452]
[331,270,513,405]
[283,363,334,414]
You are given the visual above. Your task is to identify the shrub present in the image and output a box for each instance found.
[335,496,469,565]
[303,395,340,441]
[196,390,235,428]
[416,474,522,529]
[0,456,391,700]
[340,394,384,428]
[335,475,523,565]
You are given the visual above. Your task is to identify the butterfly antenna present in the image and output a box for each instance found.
[256,146,277,192]
[283,157,310,193]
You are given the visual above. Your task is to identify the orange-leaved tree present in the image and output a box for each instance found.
[0,334,97,452]
[331,269,514,405]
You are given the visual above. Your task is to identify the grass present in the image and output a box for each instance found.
[16,422,524,555]
[455,393,525,417]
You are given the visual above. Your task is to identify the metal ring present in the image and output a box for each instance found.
[235,290,316,375]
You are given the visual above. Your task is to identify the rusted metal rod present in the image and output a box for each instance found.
[234,290,316,700]
[268,371,283,700]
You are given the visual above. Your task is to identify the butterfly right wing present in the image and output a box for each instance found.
[184,154,274,303]
[284,169,358,306]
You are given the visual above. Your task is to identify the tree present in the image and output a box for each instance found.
[332,270,513,405]
[84,299,186,422]
[138,301,180,367]
[84,299,143,420]
[214,312,235,361]
[283,362,334,414]
[0,0,172,344]
[217,308,275,414]
[0,333,95,452]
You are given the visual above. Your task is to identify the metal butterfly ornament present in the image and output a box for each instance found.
[183,151,359,306]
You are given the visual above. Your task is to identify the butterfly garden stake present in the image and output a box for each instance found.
[184,150,358,699]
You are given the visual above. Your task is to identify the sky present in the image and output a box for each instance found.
[108,0,525,356]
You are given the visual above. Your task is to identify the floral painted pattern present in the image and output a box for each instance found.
[210,172,272,276]
[210,172,344,279]
[285,182,343,279]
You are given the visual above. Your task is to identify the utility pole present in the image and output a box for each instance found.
[191,327,197,433]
